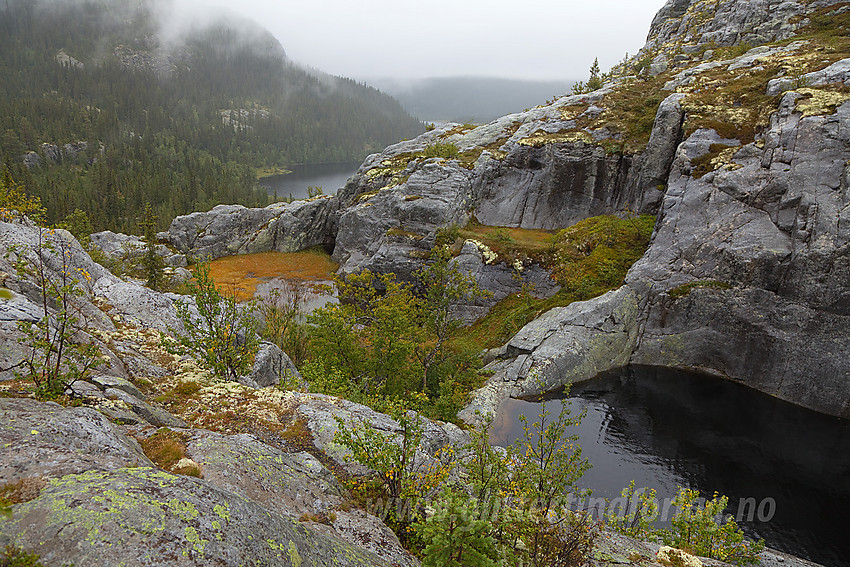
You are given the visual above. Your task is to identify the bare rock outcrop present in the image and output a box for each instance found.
[164,197,337,261]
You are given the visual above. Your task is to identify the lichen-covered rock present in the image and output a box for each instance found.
[241,341,304,389]
[180,429,419,566]
[182,429,344,517]
[471,140,633,230]
[93,278,184,333]
[449,240,561,323]
[328,510,420,567]
[105,387,187,428]
[332,159,473,281]
[0,220,115,336]
[165,197,337,261]
[0,467,390,567]
[90,230,187,268]
[641,0,843,71]
[91,374,145,399]
[467,286,641,410]
[0,398,153,482]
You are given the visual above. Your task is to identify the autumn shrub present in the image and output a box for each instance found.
[662,488,765,565]
[307,248,487,417]
[0,545,47,567]
[172,261,260,382]
[9,228,104,399]
[254,278,310,366]
[333,399,455,547]
[604,480,659,539]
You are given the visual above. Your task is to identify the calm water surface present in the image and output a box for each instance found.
[258,162,360,201]
[489,366,850,566]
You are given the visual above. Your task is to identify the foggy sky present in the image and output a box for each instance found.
[186,0,668,81]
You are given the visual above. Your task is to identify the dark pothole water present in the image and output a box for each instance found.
[489,366,850,566]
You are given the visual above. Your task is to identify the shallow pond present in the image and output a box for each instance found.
[205,250,338,312]
[489,366,850,566]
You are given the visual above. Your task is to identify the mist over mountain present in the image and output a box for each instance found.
[371,76,577,123]
[0,0,423,231]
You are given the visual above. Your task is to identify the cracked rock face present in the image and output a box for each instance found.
[467,92,850,420]
[627,95,850,417]
[0,398,154,482]
[643,0,844,68]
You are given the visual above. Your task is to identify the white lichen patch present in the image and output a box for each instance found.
[656,546,702,567]
[175,457,199,470]
[467,239,498,264]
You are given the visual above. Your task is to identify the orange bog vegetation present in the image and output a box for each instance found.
[206,250,338,301]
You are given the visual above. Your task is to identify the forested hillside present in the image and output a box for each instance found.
[0,0,424,231]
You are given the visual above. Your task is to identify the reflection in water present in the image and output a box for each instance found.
[258,162,361,200]
[489,366,850,566]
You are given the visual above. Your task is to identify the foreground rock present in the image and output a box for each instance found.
[0,467,388,567]
[0,398,153,482]
[0,397,395,566]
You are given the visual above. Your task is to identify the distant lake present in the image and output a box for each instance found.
[259,162,361,201]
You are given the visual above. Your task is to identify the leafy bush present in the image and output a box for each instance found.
[254,278,309,366]
[333,400,453,502]
[307,249,487,417]
[604,480,659,539]
[0,168,43,223]
[423,142,460,159]
[172,261,260,381]
[663,488,765,565]
[56,208,93,247]
[308,269,420,398]
[509,398,595,567]
[9,228,104,399]
[455,398,597,567]
[0,545,47,567]
[414,487,500,567]
[333,400,454,546]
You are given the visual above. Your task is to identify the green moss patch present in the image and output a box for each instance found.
[458,214,655,349]
[455,220,557,265]
[550,214,656,298]
[690,143,741,178]
[668,280,731,299]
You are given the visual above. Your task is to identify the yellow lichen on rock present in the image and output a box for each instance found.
[518,130,594,147]
[795,87,850,117]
